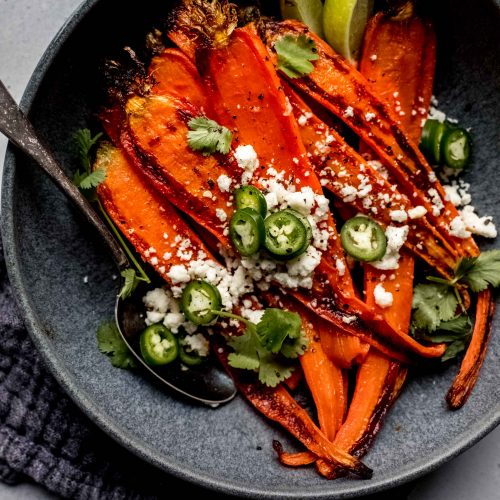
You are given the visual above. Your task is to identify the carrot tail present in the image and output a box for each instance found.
[272,442,316,467]
[446,289,496,409]
[319,324,370,369]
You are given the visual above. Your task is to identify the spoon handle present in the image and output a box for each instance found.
[0,80,129,270]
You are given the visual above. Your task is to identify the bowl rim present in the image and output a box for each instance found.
[2,0,500,498]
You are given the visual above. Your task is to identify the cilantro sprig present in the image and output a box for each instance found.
[73,129,106,200]
[97,321,136,369]
[411,250,500,360]
[187,116,232,156]
[216,308,308,387]
[274,34,319,79]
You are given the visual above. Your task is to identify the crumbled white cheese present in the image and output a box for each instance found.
[297,112,312,126]
[371,225,409,270]
[166,265,191,284]
[408,206,427,219]
[343,106,354,118]
[335,258,346,277]
[365,112,376,122]
[449,215,471,238]
[459,206,497,238]
[182,333,210,357]
[373,284,393,308]
[234,145,259,185]
[390,210,408,223]
[217,174,232,193]
[427,188,444,216]
[215,208,227,222]
[370,54,377,61]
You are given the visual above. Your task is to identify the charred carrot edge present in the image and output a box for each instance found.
[262,19,478,258]
[446,288,496,409]
[214,342,372,478]
[273,442,317,467]
[96,144,213,281]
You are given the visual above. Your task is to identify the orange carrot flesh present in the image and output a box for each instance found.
[123,94,240,248]
[262,19,478,258]
[149,48,207,108]
[285,84,457,278]
[96,144,214,280]
[446,288,496,409]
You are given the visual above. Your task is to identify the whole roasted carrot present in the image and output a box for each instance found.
[446,288,496,409]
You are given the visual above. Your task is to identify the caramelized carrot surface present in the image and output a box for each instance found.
[446,289,496,409]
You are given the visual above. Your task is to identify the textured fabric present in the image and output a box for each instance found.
[0,238,225,499]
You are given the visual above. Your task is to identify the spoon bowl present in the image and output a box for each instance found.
[0,79,237,406]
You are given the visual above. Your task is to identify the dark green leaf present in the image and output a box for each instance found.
[74,129,103,171]
[77,168,107,190]
[441,339,468,362]
[187,117,232,156]
[119,268,141,299]
[275,34,319,78]
[412,283,458,331]
[280,328,308,359]
[426,315,472,343]
[458,250,500,292]
[96,321,136,369]
[256,308,302,353]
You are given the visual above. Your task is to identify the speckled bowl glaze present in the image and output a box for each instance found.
[2,0,500,498]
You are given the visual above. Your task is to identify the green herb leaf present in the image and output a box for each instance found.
[442,339,468,362]
[97,321,136,369]
[226,308,307,387]
[426,315,472,343]
[256,308,302,353]
[280,328,308,359]
[74,129,103,170]
[275,34,319,78]
[187,116,232,156]
[119,268,143,299]
[411,283,458,331]
[456,250,500,292]
[78,168,107,190]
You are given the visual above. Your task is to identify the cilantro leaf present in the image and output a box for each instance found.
[256,308,302,353]
[119,268,143,299]
[78,168,107,190]
[226,308,307,387]
[456,250,500,292]
[275,34,319,79]
[74,129,103,170]
[442,339,468,362]
[227,325,260,371]
[187,117,232,156]
[412,283,458,331]
[97,321,136,369]
[280,328,308,359]
[426,315,472,343]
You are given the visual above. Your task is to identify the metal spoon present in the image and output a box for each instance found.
[0,80,236,406]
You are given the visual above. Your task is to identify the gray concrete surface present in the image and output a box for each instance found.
[0,0,499,499]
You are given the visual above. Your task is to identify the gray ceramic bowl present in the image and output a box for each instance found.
[2,0,500,498]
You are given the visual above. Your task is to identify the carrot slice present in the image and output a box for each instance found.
[446,288,496,409]
[95,144,213,280]
[262,19,478,258]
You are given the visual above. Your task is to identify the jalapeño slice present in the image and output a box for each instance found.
[181,280,222,325]
[341,216,387,262]
[229,208,265,256]
[139,324,179,366]
[441,127,472,169]
[234,186,267,218]
[264,210,311,260]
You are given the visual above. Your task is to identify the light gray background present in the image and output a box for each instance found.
[0,0,499,499]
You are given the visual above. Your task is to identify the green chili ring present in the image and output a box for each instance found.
[340,216,387,262]
[181,280,222,326]
[139,324,179,366]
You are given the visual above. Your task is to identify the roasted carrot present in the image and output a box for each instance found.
[167,9,448,359]
[262,19,478,258]
[284,367,303,392]
[285,83,457,278]
[96,143,214,280]
[446,288,496,409]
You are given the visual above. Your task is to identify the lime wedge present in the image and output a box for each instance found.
[280,0,325,38]
[323,0,374,62]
